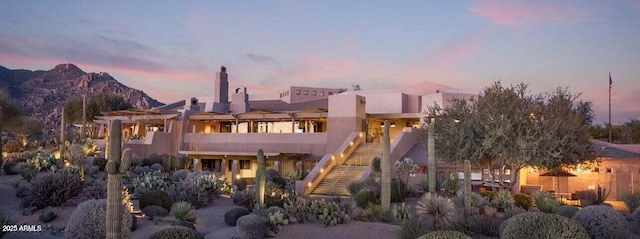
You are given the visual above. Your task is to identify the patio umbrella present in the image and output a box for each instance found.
[539,170,577,193]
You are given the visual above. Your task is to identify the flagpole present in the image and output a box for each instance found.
[608,72,612,143]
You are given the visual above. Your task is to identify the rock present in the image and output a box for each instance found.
[171,220,196,230]
[22,206,37,216]
[225,207,250,226]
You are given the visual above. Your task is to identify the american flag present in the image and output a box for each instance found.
[609,72,616,97]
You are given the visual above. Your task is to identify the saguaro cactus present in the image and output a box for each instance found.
[60,108,65,160]
[105,120,133,239]
[381,120,391,212]
[464,160,471,216]
[427,118,436,194]
[255,149,266,209]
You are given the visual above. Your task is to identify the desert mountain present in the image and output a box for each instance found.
[0,63,163,133]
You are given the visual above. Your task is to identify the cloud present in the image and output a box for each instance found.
[470,1,591,28]
[245,54,278,65]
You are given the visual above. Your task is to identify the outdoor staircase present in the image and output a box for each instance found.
[311,143,379,196]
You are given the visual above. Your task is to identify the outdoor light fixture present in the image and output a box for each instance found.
[308,182,312,187]
[236,174,240,179]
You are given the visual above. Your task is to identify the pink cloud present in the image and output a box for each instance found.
[470,1,591,27]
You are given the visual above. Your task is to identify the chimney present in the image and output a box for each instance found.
[214,66,229,103]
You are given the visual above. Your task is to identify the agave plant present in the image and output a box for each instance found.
[415,193,456,230]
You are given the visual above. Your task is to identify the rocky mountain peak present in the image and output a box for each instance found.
[0,64,163,134]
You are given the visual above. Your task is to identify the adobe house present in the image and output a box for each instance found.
[94,66,481,196]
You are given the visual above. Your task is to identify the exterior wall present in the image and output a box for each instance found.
[283,86,341,104]
[123,132,175,158]
[182,133,327,155]
[326,94,366,153]
[341,91,406,114]
[422,92,477,111]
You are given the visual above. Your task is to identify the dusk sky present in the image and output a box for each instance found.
[1,1,639,124]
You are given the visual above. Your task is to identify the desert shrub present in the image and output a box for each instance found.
[479,191,497,201]
[265,168,281,178]
[556,205,580,218]
[225,207,250,226]
[143,205,168,219]
[15,180,32,198]
[171,201,196,223]
[26,151,56,171]
[416,193,456,230]
[233,188,256,210]
[501,212,589,239]
[531,191,560,213]
[284,193,312,223]
[572,205,629,239]
[621,192,640,213]
[134,166,152,175]
[64,199,132,239]
[132,170,170,197]
[391,178,407,202]
[13,162,37,181]
[171,169,189,182]
[632,207,640,234]
[0,209,14,238]
[167,180,210,208]
[139,190,174,211]
[315,201,350,226]
[417,230,471,239]
[348,180,367,196]
[3,139,22,153]
[150,163,165,172]
[93,157,107,171]
[79,178,107,200]
[502,207,527,219]
[468,214,504,237]
[399,216,432,239]
[29,173,83,208]
[3,159,18,175]
[490,189,514,212]
[355,189,379,209]
[392,202,414,223]
[264,181,286,208]
[236,214,268,239]
[149,226,203,239]
[192,172,234,195]
[513,193,533,210]
[452,192,486,211]
[270,176,286,188]
[39,207,57,223]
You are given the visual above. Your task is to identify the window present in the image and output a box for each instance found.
[312,91,317,96]
[493,169,500,175]
[304,90,309,95]
[228,160,252,170]
[321,91,325,96]
[593,167,600,173]
[328,92,333,95]
[295,90,301,95]
[483,168,490,174]
[606,168,612,173]
[504,168,511,175]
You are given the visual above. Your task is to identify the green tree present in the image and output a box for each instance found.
[64,94,132,123]
[428,82,596,190]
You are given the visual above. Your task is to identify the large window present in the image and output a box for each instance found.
[228,160,252,171]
